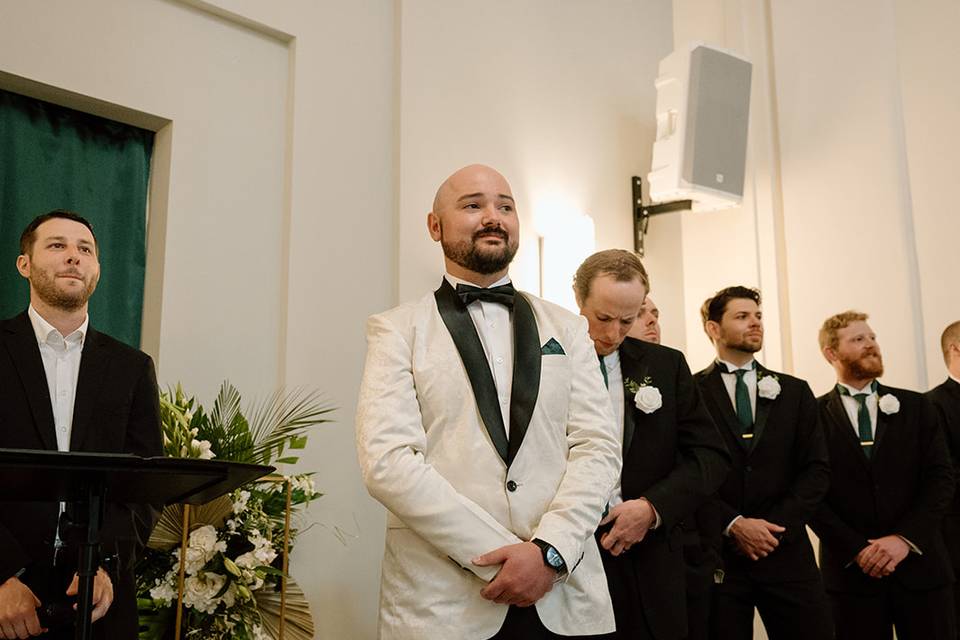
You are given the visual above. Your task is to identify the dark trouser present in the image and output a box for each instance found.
[685,574,713,640]
[828,582,956,640]
[598,545,660,640]
[487,605,615,640]
[710,571,833,640]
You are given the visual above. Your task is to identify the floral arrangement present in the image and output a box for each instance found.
[757,372,781,400]
[136,382,334,640]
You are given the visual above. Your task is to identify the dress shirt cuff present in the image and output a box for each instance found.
[723,515,743,537]
[640,497,662,530]
[897,535,922,555]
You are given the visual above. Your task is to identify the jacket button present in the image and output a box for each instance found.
[745,465,752,473]
[506,480,518,492]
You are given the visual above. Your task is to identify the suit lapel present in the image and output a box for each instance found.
[618,340,647,456]
[70,328,110,451]
[703,361,746,446]
[872,383,894,455]
[751,364,774,449]
[434,280,509,464]
[2,313,58,450]
[825,387,871,468]
[506,293,541,466]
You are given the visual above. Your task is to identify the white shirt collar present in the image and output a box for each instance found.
[717,358,755,373]
[28,305,88,347]
[443,272,512,290]
[838,380,877,396]
[950,374,960,386]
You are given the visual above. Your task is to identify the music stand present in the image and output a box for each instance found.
[0,449,274,640]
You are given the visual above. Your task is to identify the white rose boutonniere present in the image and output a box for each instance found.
[624,376,663,414]
[878,394,900,415]
[757,374,781,400]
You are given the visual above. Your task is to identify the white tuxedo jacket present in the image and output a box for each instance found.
[356,283,621,639]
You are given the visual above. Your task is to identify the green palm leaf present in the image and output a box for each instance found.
[245,388,335,466]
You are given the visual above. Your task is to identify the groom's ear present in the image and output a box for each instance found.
[427,211,442,242]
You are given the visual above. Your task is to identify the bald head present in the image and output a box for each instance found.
[427,164,520,285]
[432,164,513,215]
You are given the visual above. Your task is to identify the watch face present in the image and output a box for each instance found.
[545,546,563,568]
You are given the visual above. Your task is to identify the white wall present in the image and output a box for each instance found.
[397,0,673,308]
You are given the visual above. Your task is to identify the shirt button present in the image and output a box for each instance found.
[496,357,504,364]
[506,480,518,492]
[490,322,496,329]
[59,427,67,434]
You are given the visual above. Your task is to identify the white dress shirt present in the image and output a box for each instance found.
[837,381,878,439]
[602,351,625,506]
[28,305,87,452]
[444,273,515,435]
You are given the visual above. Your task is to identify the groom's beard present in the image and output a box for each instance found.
[441,225,518,275]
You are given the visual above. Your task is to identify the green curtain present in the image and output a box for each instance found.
[0,89,153,347]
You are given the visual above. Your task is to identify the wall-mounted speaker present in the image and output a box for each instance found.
[647,42,753,211]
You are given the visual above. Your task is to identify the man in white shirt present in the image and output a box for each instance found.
[812,310,955,640]
[0,210,163,639]
[355,165,621,639]
[694,286,832,639]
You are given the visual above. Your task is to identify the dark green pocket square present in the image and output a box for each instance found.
[541,338,565,355]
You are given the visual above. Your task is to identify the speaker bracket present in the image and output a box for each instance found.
[632,175,691,257]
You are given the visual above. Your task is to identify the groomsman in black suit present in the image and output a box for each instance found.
[928,320,960,637]
[812,311,955,640]
[574,250,729,640]
[694,286,832,640]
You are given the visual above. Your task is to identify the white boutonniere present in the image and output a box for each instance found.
[624,376,663,414]
[757,373,781,400]
[878,394,900,415]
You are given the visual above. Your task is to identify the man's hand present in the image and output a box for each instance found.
[599,498,657,556]
[66,568,114,623]
[856,536,909,578]
[0,576,45,639]
[729,518,785,561]
[473,542,556,607]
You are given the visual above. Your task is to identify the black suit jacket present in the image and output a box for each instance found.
[0,312,163,637]
[927,377,960,571]
[695,361,829,584]
[810,384,954,594]
[610,338,730,639]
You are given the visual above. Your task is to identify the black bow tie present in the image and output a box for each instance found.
[455,282,516,309]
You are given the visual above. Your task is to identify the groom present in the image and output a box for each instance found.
[355,164,622,639]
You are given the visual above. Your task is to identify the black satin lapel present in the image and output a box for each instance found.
[3,315,57,450]
[826,389,871,467]
[705,364,744,442]
[751,365,773,448]
[434,281,509,463]
[619,341,646,456]
[506,293,541,466]
[70,329,109,451]
[872,384,892,453]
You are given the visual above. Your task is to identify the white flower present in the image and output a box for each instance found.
[182,572,226,614]
[194,439,216,460]
[757,375,781,400]
[149,569,179,605]
[634,386,663,414]
[233,490,251,514]
[189,525,222,554]
[878,394,900,415]
[176,525,227,575]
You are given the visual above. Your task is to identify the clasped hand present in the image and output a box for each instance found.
[473,542,556,607]
[856,535,910,578]
[729,517,786,561]
[598,498,657,556]
[0,568,113,639]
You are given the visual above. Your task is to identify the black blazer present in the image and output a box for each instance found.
[695,361,829,584]
[810,384,954,594]
[0,312,163,637]
[613,338,730,639]
[927,377,960,570]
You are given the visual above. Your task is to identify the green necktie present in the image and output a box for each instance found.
[733,369,753,432]
[723,363,754,433]
[598,354,609,389]
[838,383,876,459]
